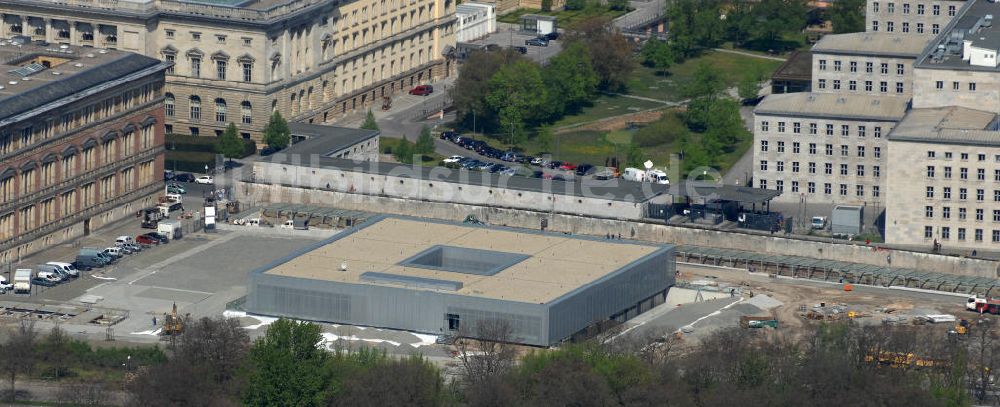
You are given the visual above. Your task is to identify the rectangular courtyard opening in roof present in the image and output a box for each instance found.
[400,245,529,276]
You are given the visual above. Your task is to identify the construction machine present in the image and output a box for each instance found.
[161,302,186,336]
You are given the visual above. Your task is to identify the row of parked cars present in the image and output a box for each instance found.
[8,232,175,294]
[163,170,214,185]
[439,131,602,178]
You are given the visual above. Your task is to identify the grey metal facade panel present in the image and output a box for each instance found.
[248,272,551,345]
[546,246,675,342]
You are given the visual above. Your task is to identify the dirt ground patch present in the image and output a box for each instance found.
[557,108,667,133]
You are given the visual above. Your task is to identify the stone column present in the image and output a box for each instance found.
[44,18,53,43]
[69,21,77,44]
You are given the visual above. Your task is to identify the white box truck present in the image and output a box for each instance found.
[14,269,32,293]
[157,219,183,240]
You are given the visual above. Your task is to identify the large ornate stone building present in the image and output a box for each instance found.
[0,0,457,141]
[0,38,169,264]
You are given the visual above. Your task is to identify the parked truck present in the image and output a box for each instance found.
[157,219,183,240]
[141,207,163,229]
[967,295,1000,314]
[13,269,31,294]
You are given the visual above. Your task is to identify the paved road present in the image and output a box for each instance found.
[713,47,788,62]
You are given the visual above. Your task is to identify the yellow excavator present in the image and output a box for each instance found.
[949,318,971,337]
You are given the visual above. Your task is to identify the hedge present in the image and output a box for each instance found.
[166,133,256,158]
[166,151,214,173]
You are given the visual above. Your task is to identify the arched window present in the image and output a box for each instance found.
[215,99,227,123]
[190,96,201,120]
[164,93,175,117]
[241,101,252,125]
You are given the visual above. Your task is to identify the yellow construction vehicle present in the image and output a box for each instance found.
[161,302,185,336]
[948,319,971,338]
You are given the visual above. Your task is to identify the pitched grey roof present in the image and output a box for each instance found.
[754,92,910,121]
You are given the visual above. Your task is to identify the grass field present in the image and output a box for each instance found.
[380,137,444,166]
[626,51,784,101]
[497,7,630,26]
[552,95,666,128]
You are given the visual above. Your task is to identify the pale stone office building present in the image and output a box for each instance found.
[0,0,457,141]
[811,32,932,98]
[884,107,1000,250]
[866,0,966,35]
[752,92,908,205]
[884,0,1000,250]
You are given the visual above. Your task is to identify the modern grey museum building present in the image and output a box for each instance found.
[245,215,676,346]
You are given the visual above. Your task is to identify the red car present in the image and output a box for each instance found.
[559,162,577,171]
[409,85,433,96]
[135,235,159,246]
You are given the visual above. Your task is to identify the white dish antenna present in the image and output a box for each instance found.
[643,160,654,170]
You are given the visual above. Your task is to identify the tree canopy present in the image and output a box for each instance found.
[263,111,291,150]
[829,0,866,33]
[215,123,245,162]
[361,110,379,131]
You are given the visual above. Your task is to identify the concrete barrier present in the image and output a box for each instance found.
[236,182,1000,279]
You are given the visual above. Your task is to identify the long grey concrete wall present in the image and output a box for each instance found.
[236,181,1000,279]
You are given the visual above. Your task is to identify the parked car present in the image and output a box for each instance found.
[166,183,186,194]
[143,232,169,244]
[174,173,196,183]
[543,31,560,40]
[136,235,159,246]
[0,276,13,292]
[409,85,434,96]
[547,161,563,169]
[31,277,58,287]
[525,37,549,47]
[195,175,214,185]
[440,131,457,140]
[71,261,93,272]
[576,164,595,176]
[530,156,546,166]
[512,46,528,54]
[46,262,80,278]
[260,146,281,156]
[442,155,463,164]
[559,162,577,171]
[163,170,176,181]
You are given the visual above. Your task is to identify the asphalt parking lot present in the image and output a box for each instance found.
[470,26,563,64]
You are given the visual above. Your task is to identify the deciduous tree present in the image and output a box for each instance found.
[485,60,548,146]
[215,123,245,164]
[242,319,330,407]
[415,125,435,156]
[263,111,291,150]
[829,0,866,33]
[543,42,599,116]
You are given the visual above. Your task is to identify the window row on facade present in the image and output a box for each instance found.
[923,186,1000,200]
[0,121,157,205]
[922,226,1000,243]
[924,206,1000,220]
[759,161,882,177]
[871,20,940,33]
[759,140,884,158]
[816,78,906,94]
[871,1,957,16]
[165,95,252,125]
[0,160,156,242]
[817,60,906,75]
[757,179,881,198]
[923,165,1000,181]
[759,121,885,137]
[0,82,160,157]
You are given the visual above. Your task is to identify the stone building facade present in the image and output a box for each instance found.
[752,93,908,205]
[0,0,457,142]
[885,107,1000,250]
[0,40,169,264]
[866,0,966,35]
[811,33,931,98]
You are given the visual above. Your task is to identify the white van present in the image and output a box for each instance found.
[103,247,123,259]
[36,264,65,281]
[622,167,645,182]
[46,262,80,278]
[646,169,669,185]
[115,235,135,245]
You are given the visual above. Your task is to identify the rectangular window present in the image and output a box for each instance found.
[793,162,800,172]
[933,4,940,15]
[896,82,904,93]
[826,144,833,155]
[961,168,969,179]
[840,184,848,196]
[760,140,768,152]
[881,63,889,74]
[873,165,881,177]
[865,62,874,73]
[826,125,834,136]
[760,160,768,171]
[903,3,909,13]
[808,182,816,193]
[945,167,952,178]
[761,121,769,132]
[841,145,849,157]
[840,164,848,175]
[858,126,866,138]
[880,81,888,93]
[850,61,857,72]
[874,127,882,138]
[933,24,940,34]
[994,230,1000,243]
[809,143,817,154]
[793,142,800,153]
[865,81,873,92]
[825,163,833,175]
[978,209,985,221]
[944,187,951,199]
[216,60,226,80]
[793,122,801,134]
[917,4,924,14]
[960,208,968,220]
[857,165,865,176]
[949,5,956,15]
[927,186,934,198]
[777,141,785,152]
[819,60,827,70]
[857,146,865,157]
[927,165,935,177]
[925,226,933,239]
[942,227,950,240]
[841,125,849,136]
[959,228,966,241]
[849,80,857,91]
[917,23,924,33]
[191,57,201,78]
[856,185,864,197]
[833,80,841,90]
[873,185,880,197]
[778,122,785,132]
[978,168,986,180]
[903,22,910,32]
[943,207,951,219]
[818,79,826,89]
[834,61,841,71]
[809,162,817,174]
[825,183,832,194]
[953,81,960,90]
[960,188,968,200]
[936,81,944,90]
[791,181,799,192]
[978,189,985,201]
[970,82,977,91]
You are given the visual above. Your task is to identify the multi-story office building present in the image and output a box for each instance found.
[811,33,931,97]
[752,93,907,205]
[0,38,169,264]
[866,0,965,35]
[884,107,1000,250]
[911,0,1000,109]
[0,0,457,141]
[885,0,1000,250]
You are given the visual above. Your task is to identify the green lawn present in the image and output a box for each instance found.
[626,51,784,101]
[498,6,630,26]
[552,95,666,128]
[380,137,444,166]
